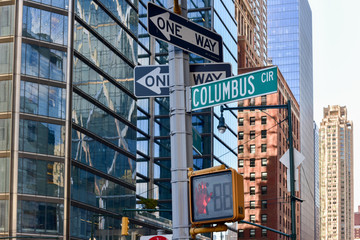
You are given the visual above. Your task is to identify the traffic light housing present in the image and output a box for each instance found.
[189,166,244,225]
[121,217,129,235]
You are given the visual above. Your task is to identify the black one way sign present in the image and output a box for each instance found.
[147,2,223,62]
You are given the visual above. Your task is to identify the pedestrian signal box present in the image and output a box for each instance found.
[189,167,244,225]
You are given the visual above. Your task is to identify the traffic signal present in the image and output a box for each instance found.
[121,217,129,235]
[189,166,244,225]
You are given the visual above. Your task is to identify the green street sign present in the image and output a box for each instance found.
[190,66,278,111]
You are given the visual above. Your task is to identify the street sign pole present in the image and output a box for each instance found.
[168,1,192,240]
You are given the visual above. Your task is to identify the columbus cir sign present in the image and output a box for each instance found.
[190,67,278,111]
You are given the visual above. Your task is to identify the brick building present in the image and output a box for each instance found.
[355,206,360,239]
[237,68,301,239]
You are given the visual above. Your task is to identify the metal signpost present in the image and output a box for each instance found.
[147,2,223,62]
[134,63,231,97]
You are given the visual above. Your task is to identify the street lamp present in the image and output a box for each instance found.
[217,106,227,133]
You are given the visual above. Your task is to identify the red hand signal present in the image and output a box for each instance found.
[195,182,213,215]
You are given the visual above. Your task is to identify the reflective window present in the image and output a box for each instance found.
[250,131,255,139]
[238,131,244,140]
[250,117,255,125]
[74,20,134,91]
[250,186,255,195]
[250,172,255,181]
[18,158,64,197]
[23,6,68,45]
[71,166,136,212]
[261,214,267,223]
[71,129,135,184]
[0,80,12,112]
[250,145,255,153]
[75,0,137,64]
[17,200,63,234]
[261,158,267,166]
[70,206,125,239]
[29,0,69,9]
[0,157,9,193]
[0,42,13,74]
[250,215,255,223]
[261,186,267,194]
[250,201,255,209]
[21,43,67,82]
[261,144,267,152]
[0,200,8,232]
[0,119,11,151]
[20,81,66,119]
[238,117,244,126]
[250,158,255,167]
[19,119,65,156]
[261,130,267,139]
[261,200,267,209]
[261,116,267,125]
[238,159,243,168]
[0,5,14,37]
[261,172,268,181]
[72,93,137,155]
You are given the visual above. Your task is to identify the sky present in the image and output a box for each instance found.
[308,0,360,209]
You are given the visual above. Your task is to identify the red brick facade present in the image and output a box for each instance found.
[237,68,301,239]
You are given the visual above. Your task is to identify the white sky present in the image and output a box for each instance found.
[308,0,360,209]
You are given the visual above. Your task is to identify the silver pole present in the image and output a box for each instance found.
[168,1,192,240]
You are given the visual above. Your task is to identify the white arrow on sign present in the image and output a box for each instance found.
[150,12,219,55]
[137,67,169,94]
[280,149,305,192]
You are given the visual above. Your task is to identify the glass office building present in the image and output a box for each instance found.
[136,0,238,229]
[267,0,315,239]
[0,0,171,239]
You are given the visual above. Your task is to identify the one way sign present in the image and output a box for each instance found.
[134,63,231,97]
[147,2,223,62]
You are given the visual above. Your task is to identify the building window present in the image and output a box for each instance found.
[250,130,255,139]
[238,131,244,140]
[261,186,267,195]
[239,159,244,168]
[261,172,268,181]
[250,145,255,153]
[261,95,267,105]
[261,158,267,166]
[250,117,255,125]
[239,145,244,154]
[239,118,244,126]
[249,98,255,106]
[261,214,267,223]
[250,215,256,223]
[238,229,244,238]
[261,144,267,152]
[250,172,255,181]
[250,201,255,209]
[250,186,255,195]
[250,158,255,167]
[261,116,267,125]
[261,200,267,209]
[261,130,267,138]
[250,229,255,237]
[262,229,267,237]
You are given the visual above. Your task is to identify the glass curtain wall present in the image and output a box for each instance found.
[268,0,314,239]
[71,0,138,238]
[0,2,14,235]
